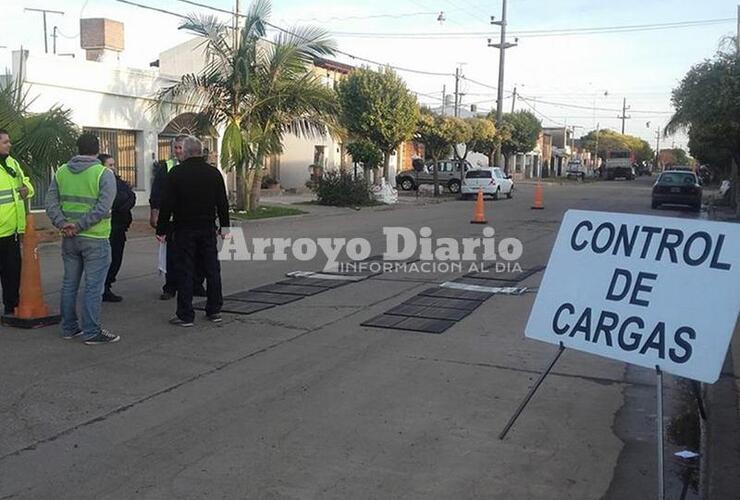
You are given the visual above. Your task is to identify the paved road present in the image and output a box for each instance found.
[0,177,729,499]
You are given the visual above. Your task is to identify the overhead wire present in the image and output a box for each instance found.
[161,0,455,77]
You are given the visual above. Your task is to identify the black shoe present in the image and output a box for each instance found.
[206,313,222,323]
[84,329,120,345]
[193,287,207,297]
[169,317,194,328]
[102,289,123,302]
[62,329,84,340]
[160,291,175,300]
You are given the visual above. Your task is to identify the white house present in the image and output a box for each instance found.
[10,16,375,211]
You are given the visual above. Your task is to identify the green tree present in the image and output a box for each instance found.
[346,140,382,183]
[416,111,468,196]
[688,126,733,178]
[466,117,499,166]
[499,111,541,173]
[337,67,419,183]
[448,117,473,160]
[579,129,653,163]
[156,0,338,211]
[666,42,740,210]
[0,81,78,188]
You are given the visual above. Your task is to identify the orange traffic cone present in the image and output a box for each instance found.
[470,188,488,224]
[531,180,544,210]
[2,214,61,328]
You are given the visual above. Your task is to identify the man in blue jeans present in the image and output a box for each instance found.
[46,133,119,345]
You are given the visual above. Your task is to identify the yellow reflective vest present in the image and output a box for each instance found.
[55,162,111,239]
[0,155,34,237]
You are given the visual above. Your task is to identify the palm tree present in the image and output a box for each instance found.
[0,80,78,187]
[155,0,339,211]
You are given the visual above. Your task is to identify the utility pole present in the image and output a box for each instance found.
[489,0,517,168]
[233,0,241,49]
[24,8,64,54]
[654,130,661,172]
[617,97,631,135]
[511,86,517,113]
[737,4,739,52]
[454,67,460,117]
[441,85,447,116]
[52,26,58,55]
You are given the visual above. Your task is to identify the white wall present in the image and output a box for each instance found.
[14,50,179,204]
[159,38,208,78]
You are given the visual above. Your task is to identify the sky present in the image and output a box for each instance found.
[2,0,738,150]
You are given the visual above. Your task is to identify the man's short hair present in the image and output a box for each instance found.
[171,134,188,148]
[0,129,9,138]
[77,133,100,156]
[181,135,203,160]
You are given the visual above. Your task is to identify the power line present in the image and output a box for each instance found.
[292,10,438,23]
[160,0,455,77]
[325,17,735,39]
[517,96,568,127]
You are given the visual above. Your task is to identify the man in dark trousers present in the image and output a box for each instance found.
[156,135,229,327]
[0,129,34,316]
[99,154,136,302]
[150,135,206,300]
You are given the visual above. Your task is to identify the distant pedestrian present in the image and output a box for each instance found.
[99,154,136,302]
[46,133,119,345]
[0,129,35,316]
[156,135,229,327]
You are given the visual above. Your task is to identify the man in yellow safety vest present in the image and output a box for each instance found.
[0,129,35,316]
[45,133,119,345]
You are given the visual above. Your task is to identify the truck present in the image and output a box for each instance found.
[604,150,635,180]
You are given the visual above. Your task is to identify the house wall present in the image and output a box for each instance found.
[13,49,177,206]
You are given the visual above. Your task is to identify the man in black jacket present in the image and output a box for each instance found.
[150,136,206,300]
[99,154,136,302]
[156,136,229,327]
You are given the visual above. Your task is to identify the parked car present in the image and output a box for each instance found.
[651,170,702,211]
[396,159,473,193]
[461,167,514,200]
[566,159,586,180]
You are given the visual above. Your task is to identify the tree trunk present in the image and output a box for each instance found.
[503,154,511,175]
[235,163,246,211]
[249,167,264,212]
[487,151,494,167]
[382,151,391,184]
[433,158,439,197]
[244,168,256,213]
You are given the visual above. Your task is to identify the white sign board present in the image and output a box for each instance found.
[526,210,740,383]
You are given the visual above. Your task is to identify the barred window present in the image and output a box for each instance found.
[83,127,138,187]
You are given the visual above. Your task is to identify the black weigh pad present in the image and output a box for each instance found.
[250,284,326,296]
[227,291,304,305]
[361,314,456,334]
[276,278,348,288]
[464,265,546,283]
[386,304,471,321]
[419,287,493,302]
[194,300,275,314]
[451,276,518,287]
[405,295,482,311]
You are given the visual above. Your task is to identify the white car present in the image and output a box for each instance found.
[461,167,514,199]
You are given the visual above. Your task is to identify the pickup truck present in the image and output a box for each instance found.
[566,160,586,180]
[396,159,474,193]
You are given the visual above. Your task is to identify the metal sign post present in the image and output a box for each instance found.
[656,366,665,500]
[499,343,565,440]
